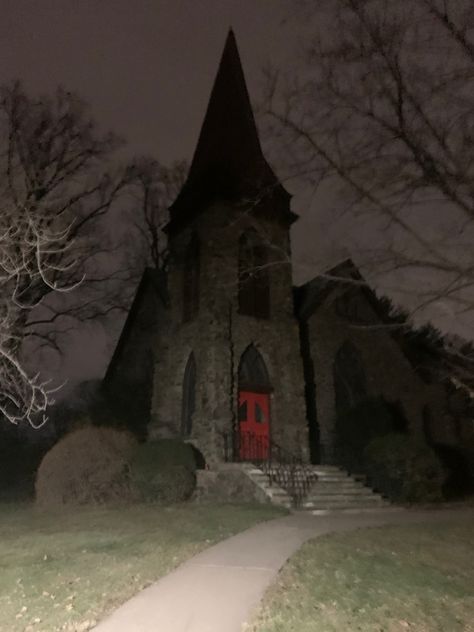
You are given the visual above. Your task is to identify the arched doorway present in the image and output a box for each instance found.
[237,345,271,461]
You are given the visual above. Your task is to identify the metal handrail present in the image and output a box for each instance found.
[222,430,318,507]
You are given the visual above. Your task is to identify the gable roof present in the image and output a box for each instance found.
[166,29,295,234]
[295,259,370,320]
[103,268,168,383]
[295,260,449,384]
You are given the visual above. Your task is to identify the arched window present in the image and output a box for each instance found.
[333,341,367,414]
[181,352,196,436]
[238,230,270,319]
[182,233,200,322]
[238,344,271,392]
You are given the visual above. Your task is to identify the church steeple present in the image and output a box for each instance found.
[167,29,294,233]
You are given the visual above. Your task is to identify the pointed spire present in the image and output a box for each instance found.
[186,29,264,185]
[167,30,294,232]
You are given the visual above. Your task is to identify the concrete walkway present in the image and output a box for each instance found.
[93,507,474,632]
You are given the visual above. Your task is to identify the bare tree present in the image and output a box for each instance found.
[0,82,135,425]
[123,157,187,279]
[0,197,82,426]
[264,0,474,322]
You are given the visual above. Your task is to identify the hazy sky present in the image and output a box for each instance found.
[3,0,311,384]
[2,1,472,386]
[0,1,293,160]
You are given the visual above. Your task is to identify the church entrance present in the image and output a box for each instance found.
[238,391,270,460]
[237,345,271,461]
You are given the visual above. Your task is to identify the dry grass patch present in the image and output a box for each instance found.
[250,517,474,632]
[0,502,284,632]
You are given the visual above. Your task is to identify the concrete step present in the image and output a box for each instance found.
[307,493,385,503]
[307,486,377,495]
[305,495,386,506]
[266,469,319,477]
[310,478,365,485]
[309,486,368,494]
[239,462,395,513]
[312,468,346,475]
[307,506,404,515]
[312,477,354,483]
[301,500,391,511]
[299,465,392,512]
[303,490,387,503]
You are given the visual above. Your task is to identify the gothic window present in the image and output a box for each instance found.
[333,341,367,414]
[238,400,248,422]
[255,402,266,423]
[238,344,271,392]
[182,233,200,322]
[238,230,270,319]
[181,352,196,436]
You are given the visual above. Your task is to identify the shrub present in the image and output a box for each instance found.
[129,440,197,503]
[35,425,138,506]
[364,433,446,503]
[432,443,474,499]
[335,397,406,473]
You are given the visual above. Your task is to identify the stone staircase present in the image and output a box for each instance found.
[241,463,293,509]
[301,465,392,514]
[241,463,395,514]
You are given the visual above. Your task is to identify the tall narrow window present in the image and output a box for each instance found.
[238,230,270,319]
[238,344,271,392]
[182,233,200,322]
[181,352,196,436]
[333,341,367,415]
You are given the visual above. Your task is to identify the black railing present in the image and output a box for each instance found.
[222,430,318,507]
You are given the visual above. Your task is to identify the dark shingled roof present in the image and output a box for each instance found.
[166,29,295,234]
[295,260,443,384]
[103,268,168,383]
[295,259,367,320]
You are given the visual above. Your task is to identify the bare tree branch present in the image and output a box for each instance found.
[0,82,137,426]
[263,0,474,322]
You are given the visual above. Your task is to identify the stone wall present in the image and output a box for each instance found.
[304,288,453,462]
[194,464,270,503]
[149,202,308,464]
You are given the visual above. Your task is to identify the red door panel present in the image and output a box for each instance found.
[238,391,270,461]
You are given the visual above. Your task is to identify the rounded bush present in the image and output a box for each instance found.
[364,433,446,502]
[129,440,197,503]
[35,425,138,506]
[335,397,407,473]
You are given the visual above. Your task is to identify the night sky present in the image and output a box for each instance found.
[0,1,293,160]
[2,0,472,387]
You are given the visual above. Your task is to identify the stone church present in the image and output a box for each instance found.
[104,30,470,473]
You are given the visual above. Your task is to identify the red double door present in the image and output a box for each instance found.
[238,391,270,461]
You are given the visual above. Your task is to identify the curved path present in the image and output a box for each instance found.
[94,507,474,632]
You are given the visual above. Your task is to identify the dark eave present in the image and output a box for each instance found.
[295,259,366,320]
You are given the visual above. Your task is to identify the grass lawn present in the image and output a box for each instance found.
[250,518,474,632]
[0,502,283,632]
